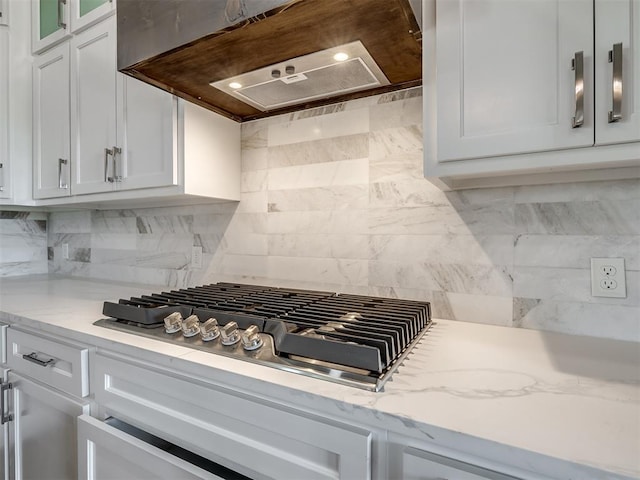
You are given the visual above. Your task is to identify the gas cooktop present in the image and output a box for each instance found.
[95,282,431,391]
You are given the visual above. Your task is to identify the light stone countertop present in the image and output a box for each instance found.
[0,275,638,479]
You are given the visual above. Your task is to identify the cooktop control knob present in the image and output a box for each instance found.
[220,321,240,346]
[164,312,183,334]
[200,318,220,341]
[241,325,263,351]
[181,315,201,338]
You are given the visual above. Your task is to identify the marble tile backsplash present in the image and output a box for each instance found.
[0,211,48,277]
[43,87,639,341]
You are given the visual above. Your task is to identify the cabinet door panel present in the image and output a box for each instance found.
[78,415,221,480]
[31,0,70,54]
[7,372,89,480]
[70,16,116,195]
[33,42,71,199]
[116,75,177,191]
[595,0,640,145]
[436,0,594,162]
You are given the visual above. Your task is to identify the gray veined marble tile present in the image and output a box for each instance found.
[225,212,268,235]
[369,234,514,267]
[267,210,368,235]
[49,211,90,233]
[90,215,137,234]
[242,147,268,173]
[267,108,369,147]
[268,256,368,287]
[513,298,640,342]
[0,219,47,235]
[237,191,268,213]
[268,185,368,213]
[136,215,194,234]
[267,133,368,168]
[514,178,640,204]
[91,233,137,250]
[369,261,513,297]
[369,152,424,183]
[369,125,423,161]
[368,204,515,236]
[267,158,369,191]
[268,234,369,260]
[240,121,268,149]
[370,94,422,131]
[241,169,268,193]
[514,235,640,270]
[515,200,640,235]
[192,213,236,235]
[0,261,48,277]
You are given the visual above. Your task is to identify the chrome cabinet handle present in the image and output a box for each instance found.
[105,147,114,182]
[571,51,584,128]
[608,42,623,123]
[0,381,13,425]
[58,158,68,189]
[0,162,4,192]
[22,352,56,367]
[112,146,122,182]
[57,0,67,29]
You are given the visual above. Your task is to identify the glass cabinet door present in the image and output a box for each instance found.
[31,0,70,54]
[70,0,115,34]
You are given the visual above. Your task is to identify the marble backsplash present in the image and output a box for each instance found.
[40,88,640,341]
[0,211,48,277]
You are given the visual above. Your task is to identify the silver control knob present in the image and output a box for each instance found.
[181,315,201,338]
[200,318,220,341]
[164,312,183,334]
[241,325,263,351]
[220,321,240,346]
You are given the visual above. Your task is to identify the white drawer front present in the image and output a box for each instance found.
[6,328,89,397]
[94,352,372,480]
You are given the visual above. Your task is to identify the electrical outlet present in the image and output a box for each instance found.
[62,243,69,260]
[591,258,626,298]
[191,246,203,269]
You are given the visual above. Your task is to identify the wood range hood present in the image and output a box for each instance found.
[117,0,422,122]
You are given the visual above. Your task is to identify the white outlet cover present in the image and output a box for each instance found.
[591,258,626,298]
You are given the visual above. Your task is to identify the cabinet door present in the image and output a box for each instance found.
[6,372,90,480]
[32,41,71,200]
[0,26,8,199]
[595,0,640,145]
[115,75,177,191]
[436,0,594,162]
[78,415,222,480]
[70,16,117,195]
[402,447,522,480]
[31,0,70,54]
[70,0,115,34]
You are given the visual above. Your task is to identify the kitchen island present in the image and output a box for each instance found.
[0,275,638,479]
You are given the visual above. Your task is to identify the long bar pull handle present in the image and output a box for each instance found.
[0,162,4,192]
[608,42,623,123]
[571,51,584,128]
[112,146,122,182]
[105,147,114,182]
[22,352,56,367]
[0,381,13,425]
[57,0,67,29]
[58,158,68,189]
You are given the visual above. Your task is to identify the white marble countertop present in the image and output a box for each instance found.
[0,275,638,479]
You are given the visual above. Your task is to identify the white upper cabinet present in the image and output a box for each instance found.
[70,15,117,195]
[31,0,114,54]
[424,0,640,189]
[33,42,71,199]
[594,0,640,145]
[436,0,594,162]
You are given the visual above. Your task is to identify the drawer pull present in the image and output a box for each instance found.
[23,352,56,367]
[608,42,623,123]
[1,381,12,425]
[571,51,584,128]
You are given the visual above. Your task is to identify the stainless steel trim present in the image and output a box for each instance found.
[22,352,56,367]
[104,147,114,182]
[58,158,68,189]
[608,42,623,123]
[57,0,67,29]
[571,51,584,128]
[0,381,12,425]
[112,146,122,182]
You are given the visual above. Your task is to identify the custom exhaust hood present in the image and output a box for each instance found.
[117,0,422,122]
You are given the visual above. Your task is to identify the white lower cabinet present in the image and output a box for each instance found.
[77,415,220,480]
[92,351,372,480]
[5,372,90,480]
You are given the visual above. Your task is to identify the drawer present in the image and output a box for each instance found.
[6,328,89,397]
[94,352,372,480]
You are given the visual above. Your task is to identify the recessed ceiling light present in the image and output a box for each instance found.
[333,52,349,62]
[229,82,242,89]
